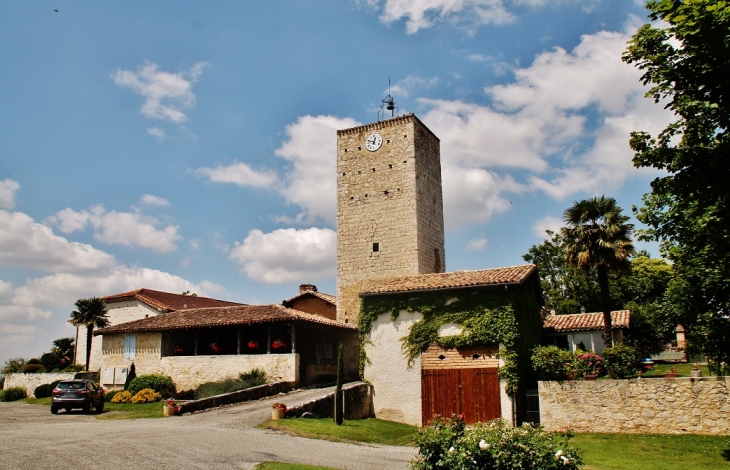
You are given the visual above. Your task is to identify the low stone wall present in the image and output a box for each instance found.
[539,377,730,435]
[4,373,76,397]
[178,381,296,414]
[286,382,373,420]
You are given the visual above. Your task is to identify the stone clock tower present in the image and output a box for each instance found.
[336,114,446,323]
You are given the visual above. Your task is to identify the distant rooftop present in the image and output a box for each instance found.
[102,288,243,313]
[543,310,631,333]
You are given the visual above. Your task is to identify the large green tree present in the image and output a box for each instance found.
[51,337,75,369]
[69,297,109,371]
[623,0,730,372]
[561,196,635,347]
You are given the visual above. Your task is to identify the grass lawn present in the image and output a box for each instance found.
[254,464,336,470]
[258,417,418,446]
[573,433,730,469]
[641,363,712,378]
[23,396,167,420]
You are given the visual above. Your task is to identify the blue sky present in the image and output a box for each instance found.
[0,0,671,365]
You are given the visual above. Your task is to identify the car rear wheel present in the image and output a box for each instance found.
[96,402,104,413]
[50,406,58,414]
[83,403,91,414]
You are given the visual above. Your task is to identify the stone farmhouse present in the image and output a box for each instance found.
[541,310,631,354]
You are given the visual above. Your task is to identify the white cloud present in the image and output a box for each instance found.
[390,75,439,98]
[195,162,278,189]
[0,210,116,273]
[229,227,336,283]
[140,194,169,207]
[0,179,20,209]
[531,215,563,237]
[47,205,180,253]
[275,115,360,224]
[465,237,488,251]
[112,61,208,123]
[147,127,166,139]
[377,0,515,34]
[467,53,491,62]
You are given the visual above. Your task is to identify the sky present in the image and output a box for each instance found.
[0,0,673,366]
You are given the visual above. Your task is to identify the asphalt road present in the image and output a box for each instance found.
[0,387,415,470]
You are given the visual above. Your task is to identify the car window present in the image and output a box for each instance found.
[57,382,85,390]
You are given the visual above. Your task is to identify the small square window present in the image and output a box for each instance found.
[372,242,380,252]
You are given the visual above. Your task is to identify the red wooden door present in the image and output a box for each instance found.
[422,367,500,425]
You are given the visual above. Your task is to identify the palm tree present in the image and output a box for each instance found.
[69,298,109,371]
[561,196,635,348]
[51,337,75,369]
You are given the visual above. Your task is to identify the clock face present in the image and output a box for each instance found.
[365,133,383,151]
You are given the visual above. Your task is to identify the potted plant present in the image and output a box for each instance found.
[575,351,604,380]
[247,340,259,349]
[664,367,678,378]
[271,402,287,420]
[163,399,179,417]
[272,339,287,350]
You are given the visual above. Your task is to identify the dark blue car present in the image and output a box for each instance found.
[51,380,104,414]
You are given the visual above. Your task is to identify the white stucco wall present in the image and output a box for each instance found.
[100,332,299,390]
[364,310,423,426]
[76,300,160,371]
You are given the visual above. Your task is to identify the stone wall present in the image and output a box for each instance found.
[101,332,299,390]
[286,382,374,420]
[178,381,296,415]
[539,377,730,435]
[4,372,76,397]
[336,114,445,323]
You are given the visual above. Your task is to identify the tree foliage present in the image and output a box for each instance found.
[68,297,109,371]
[623,0,730,372]
[561,196,635,347]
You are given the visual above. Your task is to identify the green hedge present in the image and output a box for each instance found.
[0,386,27,402]
[127,374,176,398]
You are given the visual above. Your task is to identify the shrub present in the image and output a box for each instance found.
[22,364,46,374]
[573,350,606,377]
[0,386,27,402]
[602,344,640,379]
[40,352,61,371]
[131,388,161,403]
[27,358,41,365]
[239,368,267,387]
[62,364,84,372]
[111,390,132,403]
[412,416,582,470]
[124,363,136,390]
[176,389,195,400]
[531,346,574,380]
[1,357,26,374]
[128,374,176,398]
[194,378,245,399]
[104,390,122,402]
[34,384,52,398]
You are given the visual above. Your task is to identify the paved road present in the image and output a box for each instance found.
[0,387,415,470]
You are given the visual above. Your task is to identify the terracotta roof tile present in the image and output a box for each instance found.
[543,310,631,333]
[359,265,537,296]
[94,304,356,336]
[282,290,336,306]
[102,289,243,312]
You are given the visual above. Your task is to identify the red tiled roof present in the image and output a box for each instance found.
[282,290,336,306]
[542,310,631,332]
[359,265,537,296]
[94,304,356,336]
[102,289,243,312]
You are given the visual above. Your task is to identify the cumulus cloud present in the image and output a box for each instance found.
[465,237,488,251]
[0,210,116,273]
[195,162,278,189]
[112,61,208,123]
[375,0,515,34]
[229,227,336,283]
[275,115,360,224]
[47,205,180,253]
[147,127,166,139]
[140,194,169,207]
[531,215,563,238]
[390,75,439,98]
[0,179,20,209]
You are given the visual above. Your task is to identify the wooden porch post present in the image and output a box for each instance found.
[291,323,297,354]
[194,331,199,356]
[267,326,271,354]
[237,328,241,355]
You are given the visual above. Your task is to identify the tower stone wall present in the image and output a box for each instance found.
[336,114,445,323]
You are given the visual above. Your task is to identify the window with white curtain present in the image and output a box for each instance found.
[124,334,136,359]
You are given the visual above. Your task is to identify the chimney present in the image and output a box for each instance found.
[299,284,317,293]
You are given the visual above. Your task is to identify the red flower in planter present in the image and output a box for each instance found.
[173,346,184,354]
[248,340,259,349]
[209,343,222,354]
[272,339,287,349]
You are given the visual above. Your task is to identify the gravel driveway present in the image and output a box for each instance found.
[0,387,415,470]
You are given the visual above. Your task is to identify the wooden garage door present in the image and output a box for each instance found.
[421,367,501,425]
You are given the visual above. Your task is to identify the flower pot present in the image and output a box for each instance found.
[664,373,677,378]
[583,374,598,381]
[163,405,176,417]
[271,408,285,420]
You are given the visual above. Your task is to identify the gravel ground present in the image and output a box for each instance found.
[0,387,415,470]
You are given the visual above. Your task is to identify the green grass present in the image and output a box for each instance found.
[254,464,336,470]
[641,363,712,378]
[573,433,730,470]
[23,396,167,420]
[258,417,418,446]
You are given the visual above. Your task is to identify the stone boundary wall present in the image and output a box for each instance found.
[3,373,76,397]
[539,377,730,435]
[286,382,373,420]
[178,381,296,415]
